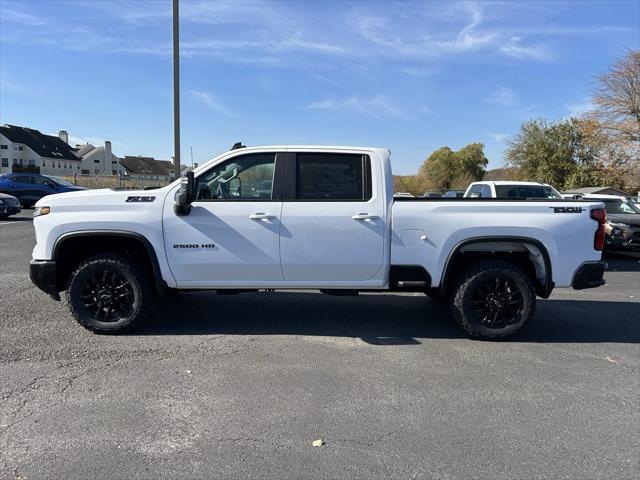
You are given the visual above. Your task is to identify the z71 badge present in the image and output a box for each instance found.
[550,207,584,213]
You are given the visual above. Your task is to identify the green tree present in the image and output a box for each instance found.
[417,143,488,191]
[505,118,600,191]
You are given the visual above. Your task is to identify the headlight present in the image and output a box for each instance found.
[0,199,4,205]
[33,206,51,217]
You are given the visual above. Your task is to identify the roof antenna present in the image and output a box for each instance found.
[230,142,246,150]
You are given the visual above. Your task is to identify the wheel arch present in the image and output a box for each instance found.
[440,236,554,299]
[52,230,167,295]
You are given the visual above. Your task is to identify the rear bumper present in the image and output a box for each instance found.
[29,259,60,298]
[572,261,606,290]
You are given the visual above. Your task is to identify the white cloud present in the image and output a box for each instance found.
[566,100,594,117]
[190,91,234,116]
[500,37,550,60]
[487,87,516,107]
[434,2,496,52]
[0,8,46,26]
[0,0,628,69]
[487,132,509,143]
[305,95,426,120]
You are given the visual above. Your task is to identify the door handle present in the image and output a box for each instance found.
[352,213,377,221]
[249,212,276,220]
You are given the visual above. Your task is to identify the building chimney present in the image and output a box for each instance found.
[104,141,112,171]
[59,130,69,144]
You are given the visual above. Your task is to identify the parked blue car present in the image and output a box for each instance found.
[0,173,86,206]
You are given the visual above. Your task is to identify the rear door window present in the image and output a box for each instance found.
[15,175,32,184]
[295,153,371,201]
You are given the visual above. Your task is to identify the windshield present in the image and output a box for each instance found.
[603,199,640,215]
[44,175,75,187]
[495,184,562,199]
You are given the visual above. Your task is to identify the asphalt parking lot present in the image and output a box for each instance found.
[1,209,639,479]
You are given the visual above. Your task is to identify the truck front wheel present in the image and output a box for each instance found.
[450,260,536,340]
[66,254,153,334]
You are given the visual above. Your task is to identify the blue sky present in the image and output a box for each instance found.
[0,0,638,173]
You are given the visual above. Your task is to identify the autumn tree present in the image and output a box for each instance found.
[591,49,640,147]
[505,118,600,190]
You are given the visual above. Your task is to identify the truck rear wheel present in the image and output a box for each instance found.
[450,260,536,340]
[66,254,153,334]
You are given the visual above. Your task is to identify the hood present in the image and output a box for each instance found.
[607,213,640,227]
[0,192,18,200]
[34,187,170,209]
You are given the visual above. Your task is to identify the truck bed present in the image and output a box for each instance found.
[391,197,604,288]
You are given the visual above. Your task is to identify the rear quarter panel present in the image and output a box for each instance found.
[391,200,603,288]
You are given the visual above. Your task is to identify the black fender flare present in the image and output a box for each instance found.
[53,230,168,294]
[440,236,554,298]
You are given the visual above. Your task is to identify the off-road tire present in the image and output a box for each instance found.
[66,253,153,334]
[450,260,536,340]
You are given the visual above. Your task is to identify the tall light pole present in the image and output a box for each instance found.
[172,0,180,180]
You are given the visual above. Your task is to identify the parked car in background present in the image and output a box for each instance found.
[0,192,21,219]
[571,194,640,251]
[394,192,414,198]
[0,173,86,207]
[422,191,442,198]
[442,190,465,198]
[464,181,563,199]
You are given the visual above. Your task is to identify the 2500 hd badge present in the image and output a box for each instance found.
[173,243,215,249]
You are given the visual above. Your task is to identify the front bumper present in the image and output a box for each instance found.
[572,261,606,290]
[0,204,21,216]
[29,259,60,299]
[605,227,640,250]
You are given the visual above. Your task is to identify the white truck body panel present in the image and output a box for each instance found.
[391,201,601,287]
[32,145,604,292]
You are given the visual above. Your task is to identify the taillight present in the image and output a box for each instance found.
[591,208,606,251]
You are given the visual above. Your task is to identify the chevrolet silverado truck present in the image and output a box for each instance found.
[29,145,607,339]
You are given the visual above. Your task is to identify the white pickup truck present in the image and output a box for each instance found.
[30,145,607,339]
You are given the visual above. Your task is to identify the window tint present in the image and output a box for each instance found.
[495,185,561,199]
[195,153,276,201]
[480,185,492,198]
[603,199,640,214]
[15,175,32,184]
[34,176,53,186]
[296,154,369,201]
[468,184,482,195]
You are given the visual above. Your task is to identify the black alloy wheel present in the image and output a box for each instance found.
[450,260,536,340]
[66,254,153,333]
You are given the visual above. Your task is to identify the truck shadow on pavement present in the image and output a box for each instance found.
[135,292,640,345]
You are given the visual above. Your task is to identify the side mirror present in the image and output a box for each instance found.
[174,171,195,216]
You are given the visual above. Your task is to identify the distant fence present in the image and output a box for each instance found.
[63,174,173,190]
